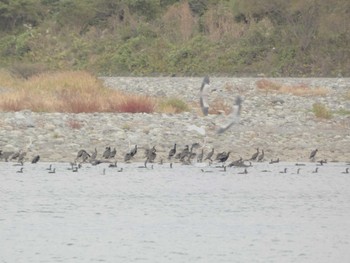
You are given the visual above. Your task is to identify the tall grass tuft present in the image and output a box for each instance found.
[312,103,332,119]
[117,96,155,113]
[157,98,190,113]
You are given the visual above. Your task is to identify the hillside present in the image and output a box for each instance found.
[0,0,349,77]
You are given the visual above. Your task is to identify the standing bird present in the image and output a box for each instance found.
[168,143,177,160]
[309,149,318,161]
[250,148,259,161]
[217,152,231,164]
[205,148,214,162]
[199,75,210,116]
[146,146,157,163]
[217,96,243,134]
[31,155,40,164]
[197,149,204,163]
[74,150,89,163]
[257,150,264,162]
[103,147,111,159]
[130,145,138,157]
[109,148,117,159]
[179,145,190,161]
[90,148,97,161]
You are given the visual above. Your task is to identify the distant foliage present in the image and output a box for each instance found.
[0,0,349,76]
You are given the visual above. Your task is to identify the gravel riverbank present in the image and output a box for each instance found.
[0,77,349,163]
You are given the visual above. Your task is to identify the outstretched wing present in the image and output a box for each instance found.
[217,96,242,134]
[199,76,210,116]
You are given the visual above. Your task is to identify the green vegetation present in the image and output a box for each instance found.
[312,103,333,119]
[158,97,190,113]
[0,0,349,76]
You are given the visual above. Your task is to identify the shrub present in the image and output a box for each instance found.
[157,97,190,113]
[312,103,332,119]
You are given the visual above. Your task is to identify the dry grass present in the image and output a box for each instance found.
[256,79,329,96]
[157,97,190,114]
[312,103,332,119]
[0,70,156,113]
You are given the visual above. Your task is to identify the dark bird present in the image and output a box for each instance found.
[297,168,301,174]
[217,152,231,164]
[90,148,97,160]
[312,167,319,173]
[109,148,117,159]
[16,167,24,173]
[269,158,279,164]
[204,148,214,162]
[46,164,52,170]
[10,151,20,161]
[75,149,90,163]
[317,159,327,166]
[179,145,190,161]
[48,168,56,174]
[228,157,243,167]
[103,147,111,159]
[257,150,264,162]
[342,168,349,174]
[146,146,157,163]
[168,143,177,160]
[217,96,243,134]
[130,145,138,157]
[250,148,259,161]
[109,161,118,168]
[279,168,287,174]
[31,155,40,164]
[199,76,210,116]
[197,149,204,163]
[124,152,132,162]
[309,149,318,161]
[18,151,26,163]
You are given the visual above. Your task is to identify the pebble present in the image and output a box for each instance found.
[0,77,349,163]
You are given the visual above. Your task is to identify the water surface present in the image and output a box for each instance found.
[1,162,350,262]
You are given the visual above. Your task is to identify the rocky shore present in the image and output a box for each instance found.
[0,77,349,163]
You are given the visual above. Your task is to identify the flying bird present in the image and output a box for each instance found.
[199,76,210,116]
[217,96,242,134]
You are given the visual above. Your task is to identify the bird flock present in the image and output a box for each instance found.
[2,145,349,175]
[1,77,349,175]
